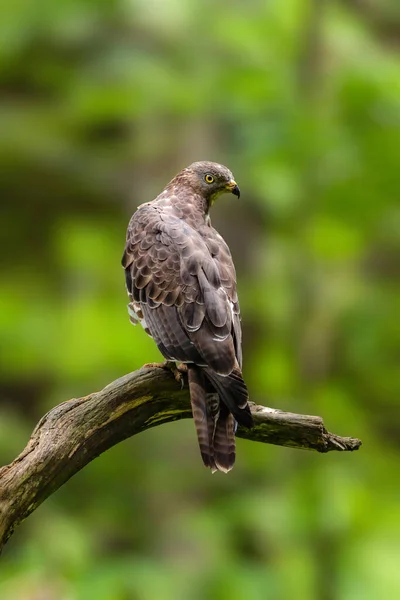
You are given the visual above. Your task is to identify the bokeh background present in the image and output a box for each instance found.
[1,1,399,599]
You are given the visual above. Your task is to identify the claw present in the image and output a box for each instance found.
[142,361,187,388]
[163,361,187,389]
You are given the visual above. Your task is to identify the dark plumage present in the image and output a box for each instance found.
[122,161,253,472]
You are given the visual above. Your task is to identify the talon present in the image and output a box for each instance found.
[162,361,187,388]
[142,361,187,388]
[175,364,188,389]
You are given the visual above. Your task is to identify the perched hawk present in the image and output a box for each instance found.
[122,161,253,472]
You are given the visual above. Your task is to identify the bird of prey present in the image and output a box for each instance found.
[122,161,253,472]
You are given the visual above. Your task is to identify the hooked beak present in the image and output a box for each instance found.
[227,179,240,199]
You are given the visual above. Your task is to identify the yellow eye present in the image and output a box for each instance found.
[205,174,214,184]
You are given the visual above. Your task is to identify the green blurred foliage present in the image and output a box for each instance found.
[1,0,399,598]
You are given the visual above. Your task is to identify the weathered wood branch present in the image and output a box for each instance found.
[0,365,361,552]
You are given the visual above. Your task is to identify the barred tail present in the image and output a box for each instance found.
[187,366,237,473]
[213,402,236,473]
[188,366,217,471]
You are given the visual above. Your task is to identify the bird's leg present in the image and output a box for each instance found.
[142,361,187,388]
[163,361,188,388]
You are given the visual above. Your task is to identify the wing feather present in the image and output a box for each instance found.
[123,203,240,371]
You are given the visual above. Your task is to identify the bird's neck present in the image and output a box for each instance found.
[165,185,211,227]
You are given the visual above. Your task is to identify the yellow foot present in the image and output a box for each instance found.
[163,361,188,388]
[142,361,187,387]
[142,362,167,369]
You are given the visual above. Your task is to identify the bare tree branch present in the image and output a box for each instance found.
[0,365,361,552]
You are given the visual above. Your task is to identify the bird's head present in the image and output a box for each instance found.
[178,161,240,208]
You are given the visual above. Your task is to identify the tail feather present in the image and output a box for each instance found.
[188,365,253,473]
[188,366,239,473]
[187,366,217,471]
[213,404,236,473]
[204,367,253,429]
